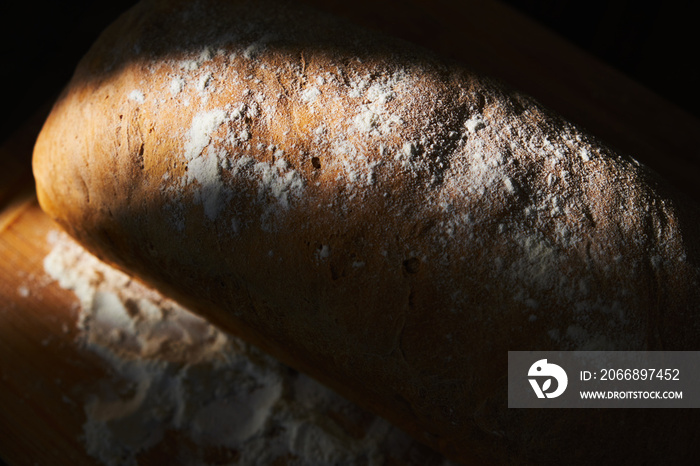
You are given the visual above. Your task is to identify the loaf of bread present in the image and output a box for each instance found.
[32,0,700,464]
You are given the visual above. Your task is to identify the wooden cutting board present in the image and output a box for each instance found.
[1,1,698,465]
[0,106,112,466]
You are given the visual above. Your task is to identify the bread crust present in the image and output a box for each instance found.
[33,0,700,463]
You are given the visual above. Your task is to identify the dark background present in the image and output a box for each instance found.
[504,0,699,118]
[0,0,698,144]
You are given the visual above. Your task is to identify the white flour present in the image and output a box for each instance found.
[43,230,452,466]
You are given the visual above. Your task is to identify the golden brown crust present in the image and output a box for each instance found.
[33,0,700,463]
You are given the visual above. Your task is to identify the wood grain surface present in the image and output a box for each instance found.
[1,0,698,465]
[0,105,108,466]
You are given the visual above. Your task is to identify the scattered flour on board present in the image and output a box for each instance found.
[42,230,453,466]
